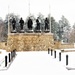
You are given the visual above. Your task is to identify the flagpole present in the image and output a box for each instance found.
[29,0,30,16]
[8,5,10,35]
[49,3,51,33]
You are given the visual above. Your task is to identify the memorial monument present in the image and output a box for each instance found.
[6,3,54,52]
[6,15,54,51]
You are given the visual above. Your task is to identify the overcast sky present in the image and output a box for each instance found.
[0,0,75,25]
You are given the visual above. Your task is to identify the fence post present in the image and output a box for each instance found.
[8,53,11,62]
[13,49,16,57]
[5,56,7,67]
[14,49,16,57]
[48,48,50,54]
[54,51,56,58]
[66,55,68,65]
[13,50,14,57]
[51,49,53,56]
[11,51,13,60]
[59,52,61,61]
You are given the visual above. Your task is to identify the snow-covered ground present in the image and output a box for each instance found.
[0,49,75,75]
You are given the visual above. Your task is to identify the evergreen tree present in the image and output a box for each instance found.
[68,23,75,43]
[58,15,71,42]
[50,17,59,40]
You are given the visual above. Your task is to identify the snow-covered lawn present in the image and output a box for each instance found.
[0,49,75,75]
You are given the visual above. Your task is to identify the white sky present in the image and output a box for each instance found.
[0,0,75,25]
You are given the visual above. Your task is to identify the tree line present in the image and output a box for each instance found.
[0,13,74,43]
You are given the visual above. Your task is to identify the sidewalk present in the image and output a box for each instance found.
[0,51,75,75]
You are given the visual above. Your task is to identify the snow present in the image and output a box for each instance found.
[0,49,75,75]
[61,48,75,51]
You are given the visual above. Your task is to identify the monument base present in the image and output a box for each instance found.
[19,30,25,33]
[11,30,17,33]
[7,33,54,51]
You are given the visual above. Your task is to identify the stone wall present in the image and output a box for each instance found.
[60,43,74,49]
[7,33,54,51]
[0,42,7,50]
[54,41,61,49]
[54,41,74,49]
[0,33,74,51]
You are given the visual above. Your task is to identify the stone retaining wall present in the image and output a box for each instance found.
[0,33,74,51]
[0,42,7,50]
[7,33,54,51]
[54,41,74,49]
[60,43,74,49]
